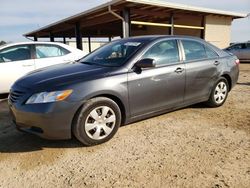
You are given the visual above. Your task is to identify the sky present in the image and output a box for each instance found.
[0,0,249,43]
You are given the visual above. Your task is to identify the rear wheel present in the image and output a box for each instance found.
[207,78,229,107]
[73,97,121,146]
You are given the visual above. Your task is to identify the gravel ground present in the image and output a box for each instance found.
[0,64,249,188]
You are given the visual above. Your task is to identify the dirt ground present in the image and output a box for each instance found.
[0,64,249,188]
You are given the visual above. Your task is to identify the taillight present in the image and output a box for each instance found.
[235,59,240,65]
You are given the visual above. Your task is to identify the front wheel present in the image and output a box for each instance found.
[206,78,229,107]
[73,97,121,146]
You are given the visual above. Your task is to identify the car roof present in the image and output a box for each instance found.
[0,35,208,51]
[0,41,68,49]
[127,35,201,39]
[1,35,204,47]
[122,35,224,56]
[231,41,250,45]
[117,35,205,42]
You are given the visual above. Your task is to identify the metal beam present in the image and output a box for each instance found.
[173,24,204,29]
[131,20,204,30]
[122,8,131,38]
[75,22,82,50]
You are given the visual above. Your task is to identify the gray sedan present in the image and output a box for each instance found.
[225,42,250,62]
[9,36,239,146]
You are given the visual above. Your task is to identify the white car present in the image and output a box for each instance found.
[0,42,86,94]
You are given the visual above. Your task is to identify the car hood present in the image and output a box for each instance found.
[14,62,112,90]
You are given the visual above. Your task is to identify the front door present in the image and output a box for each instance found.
[128,39,185,117]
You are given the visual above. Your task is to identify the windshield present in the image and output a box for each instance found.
[79,39,146,67]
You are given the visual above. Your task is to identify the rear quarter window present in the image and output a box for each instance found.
[205,45,219,58]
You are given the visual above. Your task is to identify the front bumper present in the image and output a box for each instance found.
[9,100,81,140]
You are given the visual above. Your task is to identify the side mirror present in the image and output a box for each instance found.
[135,58,156,68]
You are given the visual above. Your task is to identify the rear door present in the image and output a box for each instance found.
[180,39,220,103]
[128,39,185,117]
[0,44,35,93]
[34,44,71,69]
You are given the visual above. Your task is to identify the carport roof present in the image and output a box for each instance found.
[24,0,248,38]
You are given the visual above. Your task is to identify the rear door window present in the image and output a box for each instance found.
[181,40,207,61]
[0,45,31,63]
[35,44,70,59]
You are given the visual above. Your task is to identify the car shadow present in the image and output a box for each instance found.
[0,99,210,153]
[237,82,250,86]
[0,132,83,153]
[0,93,9,100]
[189,103,208,109]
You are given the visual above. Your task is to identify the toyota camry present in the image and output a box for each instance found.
[8,36,239,146]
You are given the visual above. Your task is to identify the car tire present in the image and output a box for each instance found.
[73,97,121,146]
[206,78,229,107]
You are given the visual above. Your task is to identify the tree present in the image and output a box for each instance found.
[0,41,6,46]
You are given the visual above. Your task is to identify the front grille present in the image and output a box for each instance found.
[9,90,25,103]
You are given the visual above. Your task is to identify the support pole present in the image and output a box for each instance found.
[122,8,131,38]
[88,37,91,53]
[75,22,83,50]
[200,16,205,39]
[109,36,112,42]
[63,37,66,44]
[50,32,54,42]
[34,36,38,41]
[169,13,174,35]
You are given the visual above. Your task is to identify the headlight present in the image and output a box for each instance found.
[26,90,73,104]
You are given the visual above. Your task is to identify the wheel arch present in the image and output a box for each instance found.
[91,94,127,125]
[221,74,232,91]
[71,93,127,132]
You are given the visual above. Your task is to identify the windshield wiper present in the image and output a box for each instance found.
[80,61,105,66]
[80,61,94,65]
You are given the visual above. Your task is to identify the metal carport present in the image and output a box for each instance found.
[24,0,247,50]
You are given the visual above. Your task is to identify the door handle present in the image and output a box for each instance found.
[175,67,185,73]
[214,61,220,66]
